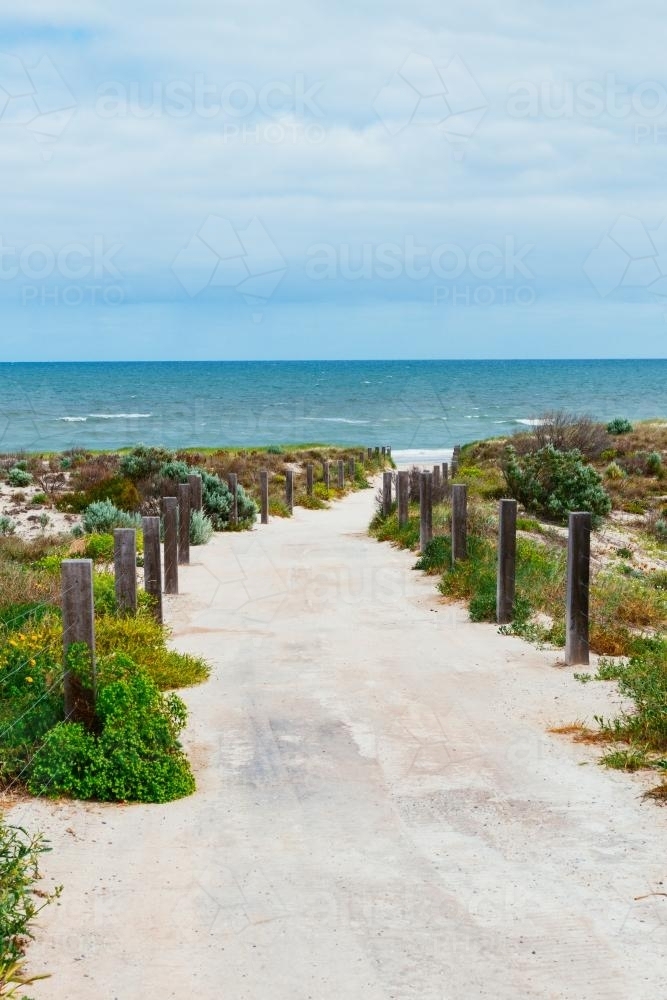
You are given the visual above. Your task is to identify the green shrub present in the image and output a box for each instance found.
[646,451,663,476]
[0,518,16,537]
[189,510,213,545]
[503,444,611,527]
[265,444,283,455]
[119,445,174,480]
[31,493,47,506]
[0,817,61,972]
[295,492,327,510]
[58,476,141,514]
[28,659,195,803]
[606,417,633,435]
[82,500,141,534]
[83,534,115,563]
[604,461,625,480]
[414,536,450,573]
[6,469,31,488]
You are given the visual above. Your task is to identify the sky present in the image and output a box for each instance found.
[1,1,667,360]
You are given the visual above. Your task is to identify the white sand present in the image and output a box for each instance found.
[8,484,667,999]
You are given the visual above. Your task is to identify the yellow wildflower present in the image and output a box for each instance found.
[25,677,33,684]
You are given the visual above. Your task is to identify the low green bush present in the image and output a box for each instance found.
[646,451,663,476]
[83,534,115,563]
[119,445,174,480]
[28,655,195,803]
[82,500,141,534]
[0,518,16,537]
[606,417,633,435]
[414,536,449,573]
[190,510,213,545]
[503,444,611,527]
[6,469,31,488]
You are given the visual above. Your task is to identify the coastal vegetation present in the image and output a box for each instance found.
[371,415,667,798]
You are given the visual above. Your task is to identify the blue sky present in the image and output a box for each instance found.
[1,2,666,360]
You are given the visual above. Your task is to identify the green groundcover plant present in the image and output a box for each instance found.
[503,444,611,526]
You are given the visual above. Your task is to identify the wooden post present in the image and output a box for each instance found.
[187,473,203,511]
[62,559,96,726]
[306,463,314,496]
[178,483,191,565]
[285,469,294,512]
[451,484,468,562]
[228,473,238,527]
[496,499,517,624]
[565,512,591,666]
[367,447,372,461]
[260,470,269,524]
[114,528,137,613]
[451,445,461,477]
[142,517,163,623]
[374,446,380,460]
[163,497,179,595]
[382,471,392,516]
[432,465,441,503]
[442,462,449,496]
[398,470,409,527]
[419,472,433,550]
[337,459,345,489]
[349,456,356,480]
[381,446,386,460]
[323,461,330,489]
[387,445,392,458]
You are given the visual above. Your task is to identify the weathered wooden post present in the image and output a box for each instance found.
[114,528,137,613]
[187,473,203,512]
[163,497,179,595]
[323,460,330,489]
[367,447,372,461]
[419,471,433,550]
[306,462,314,496]
[142,516,163,623]
[374,446,380,460]
[442,462,449,496]
[228,473,238,527]
[432,465,441,503]
[451,445,461,477]
[387,445,392,458]
[382,471,392,516]
[349,456,356,480]
[337,459,345,489]
[62,558,96,725]
[285,469,294,512]
[496,499,517,624]
[260,470,269,524]
[451,484,468,562]
[565,512,591,665]
[178,483,191,565]
[398,470,409,527]
[381,446,386,460]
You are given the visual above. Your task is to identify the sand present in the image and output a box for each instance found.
[8,483,667,999]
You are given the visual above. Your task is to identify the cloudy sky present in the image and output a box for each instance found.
[1,1,666,360]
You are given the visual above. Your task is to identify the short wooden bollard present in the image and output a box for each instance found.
[349,456,356,480]
[381,446,386,459]
[143,517,163,623]
[114,528,137,613]
[337,459,345,489]
[323,461,330,489]
[306,463,314,496]
[367,447,372,460]
[260,470,269,524]
[419,472,433,550]
[565,512,591,665]
[398,470,409,526]
[374,446,380,459]
[496,499,517,624]
[228,473,238,527]
[187,473,203,512]
[451,484,468,562]
[451,445,461,477]
[382,471,392,516]
[285,469,294,512]
[163,497,179,594]
[432,465,441,502]
[442,462,449,496]
[62,559,96,725]
[178,483,191,565]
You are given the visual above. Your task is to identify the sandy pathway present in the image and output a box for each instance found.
[10,485,667,999]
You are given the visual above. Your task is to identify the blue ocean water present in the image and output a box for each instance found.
[0,359,665,454]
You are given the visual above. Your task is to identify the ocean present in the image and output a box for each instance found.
[0,359,665,456]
